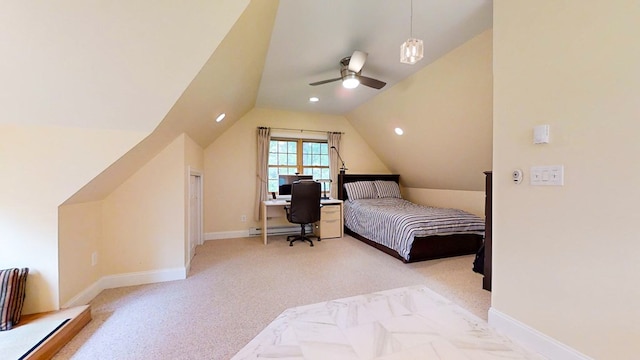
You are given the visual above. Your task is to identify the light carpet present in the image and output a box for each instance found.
[52,236,501,359]
[233,285,543,360]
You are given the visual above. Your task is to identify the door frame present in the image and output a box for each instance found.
[187,167,203,271]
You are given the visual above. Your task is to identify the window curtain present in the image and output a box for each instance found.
[254,127,271,221]
[327,132,342,198]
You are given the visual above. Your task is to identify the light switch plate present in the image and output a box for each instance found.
[531,165,564,185]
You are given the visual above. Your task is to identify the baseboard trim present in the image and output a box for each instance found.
[488,307,592,360]
[62,267,186,309]
[205,230,251,241]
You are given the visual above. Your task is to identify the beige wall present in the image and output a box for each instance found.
[58,201,102,307]
[1,1,248,313]
[203,107,389,234]
[403,188,485,217]
[58,134,203,307]
[347,29,493,192]
[0,125,145,313]
[494,1,640,358]
[101,134,188,275]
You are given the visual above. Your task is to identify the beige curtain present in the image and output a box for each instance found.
[327,132,342,198]
[254,127,271,221]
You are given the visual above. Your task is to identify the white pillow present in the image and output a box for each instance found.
[374,180,402,199]
[344,181,377,201]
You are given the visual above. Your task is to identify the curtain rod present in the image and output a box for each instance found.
[258,126,344,135]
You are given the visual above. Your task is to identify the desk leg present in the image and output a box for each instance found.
[262,202,267,245]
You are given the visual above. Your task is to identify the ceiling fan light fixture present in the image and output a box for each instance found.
[342,74,360,89]
[400,38,424,64]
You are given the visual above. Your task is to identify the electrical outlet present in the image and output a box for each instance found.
[241,215,247,222]
[91,252,98,266]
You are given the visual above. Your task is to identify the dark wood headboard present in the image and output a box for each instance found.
[337,174,400,201]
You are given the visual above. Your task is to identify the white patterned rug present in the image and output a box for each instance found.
[232,285,544,359]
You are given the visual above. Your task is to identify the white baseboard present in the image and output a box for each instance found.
[63,280,103,309]
[489,307,592,360]
[204,230,251,241]
[62,267,187,309]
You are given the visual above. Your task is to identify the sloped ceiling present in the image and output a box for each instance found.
[65,0,279,204]
[347,30,493,191]
[65,0,493,204]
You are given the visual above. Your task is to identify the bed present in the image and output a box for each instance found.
[338,174,484,263]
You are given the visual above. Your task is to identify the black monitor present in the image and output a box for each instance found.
[278,174,313,195]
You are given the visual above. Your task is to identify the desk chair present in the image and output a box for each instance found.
[284,180,321,246]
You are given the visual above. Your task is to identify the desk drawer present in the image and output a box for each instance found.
[315,219,341,239]
[321,205,341,220]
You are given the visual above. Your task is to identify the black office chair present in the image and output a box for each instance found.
[284,180,321,247]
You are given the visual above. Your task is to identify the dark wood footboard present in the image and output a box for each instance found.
[346,227,482,263]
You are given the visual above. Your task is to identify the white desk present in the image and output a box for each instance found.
[261,199,343,245]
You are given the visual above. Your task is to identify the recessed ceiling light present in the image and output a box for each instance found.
[309,97,319,102]
[394,127,404,135]
[215,113,226,122]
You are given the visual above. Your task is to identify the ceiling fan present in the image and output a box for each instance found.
[309,50,386,90]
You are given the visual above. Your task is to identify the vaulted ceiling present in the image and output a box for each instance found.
[35,0,492,203]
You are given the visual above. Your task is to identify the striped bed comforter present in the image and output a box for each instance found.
[344,198,485,261]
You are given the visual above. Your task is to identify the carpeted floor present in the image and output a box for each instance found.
[53,235,492,359]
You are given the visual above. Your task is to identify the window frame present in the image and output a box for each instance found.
[268,137,330,194]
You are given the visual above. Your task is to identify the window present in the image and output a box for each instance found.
[268,138,330,193]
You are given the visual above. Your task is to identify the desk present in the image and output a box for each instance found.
[262,199,343,245]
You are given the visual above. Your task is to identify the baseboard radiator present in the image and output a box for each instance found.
[249,225,313,236]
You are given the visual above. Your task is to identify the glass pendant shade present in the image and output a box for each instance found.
[400,38,424,64]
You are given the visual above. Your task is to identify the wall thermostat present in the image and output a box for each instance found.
[512,169,523,184]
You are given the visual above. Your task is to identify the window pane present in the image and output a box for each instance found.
[277,154,287,164]
[302,142,310,153]
[321,168,330,179]
[320,154,329,166]
[302,154,310,166]
[312,142,320,153]
[312,154,320,165]
[278,141,288,153]
[269,141,277,152]
[268,180,278,193]
[288,141,297,153]
[268,168,278,179]
[320,143,328,154]
[287,154,296,165]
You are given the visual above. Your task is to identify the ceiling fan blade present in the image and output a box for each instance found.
[309,77,342,86]
[359,76,386,90]
[348,50,368,73]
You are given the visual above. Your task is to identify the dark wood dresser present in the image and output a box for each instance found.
[483,171,492,291]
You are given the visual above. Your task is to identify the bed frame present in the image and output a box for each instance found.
[338,174,483,263]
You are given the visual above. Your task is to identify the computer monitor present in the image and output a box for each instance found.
[278,174,313,195]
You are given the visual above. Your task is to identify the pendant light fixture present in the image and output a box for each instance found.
[400,0,424,64]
